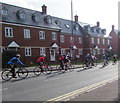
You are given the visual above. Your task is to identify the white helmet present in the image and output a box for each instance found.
[41,54,46,57]
[16,54,20,57]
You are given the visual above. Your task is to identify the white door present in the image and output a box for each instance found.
[50,49,55,61]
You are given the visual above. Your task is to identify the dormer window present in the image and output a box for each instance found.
[65,24,70,28]
[99,29,101,34]
[102,29,106,35]
[1,6,8,16]
[44,16,52,24]
[94,28,96,32]
[32,12,40,22]
[74,25,79,31]
[84,25,90,31]
[17,10,26,20]
[88,27,90,31]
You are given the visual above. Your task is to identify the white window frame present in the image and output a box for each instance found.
[79,49,83,55]
[97,38,100,44]
[60,35,64,42]
[40,48,46,56]
[97,49,100,54]
[52,32,57,40]
[108,39,110,45]
[91,37,94,44]
[5,27,13,37]
[79,37,82,43]
[103,39,105,44]
[70,36,74,42]
[39,31,45,40]
[2,9,8,16]
[25,48,31,56]
[61,49,66,55]
[24,29,30,38]
[103,49,105,54]
[20,12,25,19]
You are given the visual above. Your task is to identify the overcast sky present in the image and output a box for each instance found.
[1,0,119,35]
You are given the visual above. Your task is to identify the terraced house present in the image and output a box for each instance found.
[0,3,111,65]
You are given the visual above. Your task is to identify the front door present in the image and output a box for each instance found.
[50,49,55,61]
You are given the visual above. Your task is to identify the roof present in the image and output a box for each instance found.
[78,22,106,37]
[1,3,60,31]
[1,3,83,36]
[8,41,19,47]
[52,17,83,35]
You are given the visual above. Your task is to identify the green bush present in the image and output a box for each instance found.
[2,50,17,68]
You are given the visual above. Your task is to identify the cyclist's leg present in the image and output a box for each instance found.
[10,64,16,78]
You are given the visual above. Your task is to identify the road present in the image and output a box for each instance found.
[1,62,118,102]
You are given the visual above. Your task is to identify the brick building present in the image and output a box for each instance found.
[109,25,120,56]
[0,3,111,65]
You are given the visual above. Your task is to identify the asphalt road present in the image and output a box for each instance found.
[1,62,118,101]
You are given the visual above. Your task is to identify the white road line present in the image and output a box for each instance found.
[0,88,8,91]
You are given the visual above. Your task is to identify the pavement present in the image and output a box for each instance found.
[67,79,119,102]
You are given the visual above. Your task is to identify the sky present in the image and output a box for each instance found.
[0,0,119,35]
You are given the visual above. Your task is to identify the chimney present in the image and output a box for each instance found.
[74,15,78,22]
[42,5,47,14]
[97,21,100,27]
[112,25,114,31]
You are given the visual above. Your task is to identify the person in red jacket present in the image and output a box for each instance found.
[59,55,65,69]
[37,54,46,67]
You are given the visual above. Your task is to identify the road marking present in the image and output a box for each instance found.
[0,88,8,91]
[47,76,118,102]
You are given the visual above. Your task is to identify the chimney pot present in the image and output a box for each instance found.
[42,5,47,14]
[74,15,78,22]
[112,25,114,31]
[97,22,100,27]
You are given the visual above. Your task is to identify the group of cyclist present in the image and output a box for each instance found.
[7,52,117,78]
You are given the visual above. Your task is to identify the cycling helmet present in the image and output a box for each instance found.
[42,54,46,57]
[16,54,20,57]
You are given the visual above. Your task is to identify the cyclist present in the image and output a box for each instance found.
[36,54,46,71]
[102,54,109,67]
[91,54,97,66]
[63,53,71,68]
[85,54,91,67]
[8,54,24,78]
[112,55,117,65]
[58,55,65,69]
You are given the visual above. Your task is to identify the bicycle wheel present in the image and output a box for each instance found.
[68,64,74,72]
[1,70,12,81]
[34,66,42,76]
[59,66,66,73]
[94,62,98,67]
[18,68,28,79]
[45,66,52,74]
[82,63,87,69]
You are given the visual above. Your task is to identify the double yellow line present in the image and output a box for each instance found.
[46,76,118,102]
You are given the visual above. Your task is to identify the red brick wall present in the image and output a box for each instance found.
[109,31,119,54]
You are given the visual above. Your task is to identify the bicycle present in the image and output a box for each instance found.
[82,61,92,69]
[64,62,74,72]
[102,59,109,67]
[56,61,74,73]
[1,67,28,81]
[34,63,52,76]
